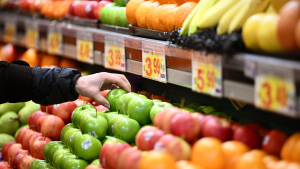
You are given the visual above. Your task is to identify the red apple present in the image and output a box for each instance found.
[94,105,109,112]
[232,125,262,149]
[36,116,47,132]
[74,1,89,18]
[154,134,191,161]
[31,136,52,159]
[191,112,205,124]
[27,132,42,152]
[0,162,11,169]
[100,142,131,169]
[41,115,65,141]
[21,130,35,150]
[200,115,217,127]
[170,112,201,142]
[7,143,22,164]
[12,153,28,169]
[16,127,29,144]
[201,117,232,142]
[85,1,98,19]
[52,102,77,123]
[78,95,94,103]
[0,43,17,62]
[17,155,35,169]
[28,111,46,131]
[2,142,16,161]
[12,149,29,168]
[246,121,270,138]
[85,164,102,169]
[262,129,288,156]
[40,105,53,114]
[69,0,80,16]
[159,107,181,133]
[100,90,110,99]
[135,126,165,151]
[116,147,141,169]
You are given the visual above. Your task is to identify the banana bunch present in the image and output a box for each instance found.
[180,0,270,36]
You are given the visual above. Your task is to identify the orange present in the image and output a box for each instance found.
[138,150,177,169]
[273,160,290,169]
[176,160,205,169]
[175,2,197,29]
[191,137,225,169]
[159,4,177,32]
[40,54,60,67]
[185,0,199,2]
[287,162,300,169]
[152,4,169,31]
[157,0,168,5]
[169,0,177,4]
[126,0,146,26]
[175,0,185,6]
[281,132,300,162]
[263,155,279,169]
[235,150,267,169]
[221,141,250,169]
[145,2,160,30]
[59,58,78,69]
[167,7,179,31]
[136,1,153,28]
[22,48,40,67]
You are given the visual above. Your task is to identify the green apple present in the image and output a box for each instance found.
[35,161,51,169]
[63,158,89,169]
[150,102,173,123]
[72,105,96,128]
[101,136,126,144]
[172,103,180,107]
[153,99,162,103]
[115,94,126,114]
[118,7,130,27]
[64,128,81,148]
[106,89,128,111]
[185,102,202,109]
[74,134,102,161]
[59,153,77,169]
[77,110,107,129]
[181,107,196,112]
[200,106,216,114]
[52,148,70,168]
[106,113,126,136]
[100,3,116,24]
[122,93,138,114]
[70,132,83,153]
[127,97,154,125]
[114,117,140,143]
[110,7,120,26]
[74,107,97,128]
[43,141,61,163]
[60,123,75,144]
[48,144,66,166]
[80,114,108,140]
[91,159,101,166]
[29,159,44,169]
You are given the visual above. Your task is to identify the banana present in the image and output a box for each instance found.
[197,0,240,29]
[217,0,247,35]
[265,4,277,13]
[228,0,270,33]
[180,0,205,36]
[188,0,219,35]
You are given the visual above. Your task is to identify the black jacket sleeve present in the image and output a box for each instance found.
[0,60,81,106]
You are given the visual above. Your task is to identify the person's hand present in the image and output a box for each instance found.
[75,72,131,108]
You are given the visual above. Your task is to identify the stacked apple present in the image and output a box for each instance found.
[100,2,129,27]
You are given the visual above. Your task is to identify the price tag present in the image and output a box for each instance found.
[76,33,93,64]
[26,28,39,48]
[254,63,296,116]
[4,22,16,43]
[104,36,126,71]
[47,28,63,54]
[142,42,166,83]
[192,51,222,97]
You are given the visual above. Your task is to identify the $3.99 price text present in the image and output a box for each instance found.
[107,46,122,67]
[143,52,165,79]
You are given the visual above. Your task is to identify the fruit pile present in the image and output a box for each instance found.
[68,1,111,20]
[0,101,40,149]
[100,3,129,27]
[126,0,197,32]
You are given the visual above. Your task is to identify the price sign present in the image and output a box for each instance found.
[192,51,222,97]
[77,33,93,64]
[142,42,166,83]
[104,36,126,71]
[254,64,296,116]
[4,22,16,43]
[26,28,39,48]
[48,31,62,54]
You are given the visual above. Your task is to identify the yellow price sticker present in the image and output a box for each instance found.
[77,40,93,63]
[26,29,38,48]
[106,45,124,68]
[255,75,295,112]
[48,32,62,54]
[142,51,166,82]
[5,23,16,43]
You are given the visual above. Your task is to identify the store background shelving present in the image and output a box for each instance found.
[1,11,300,134]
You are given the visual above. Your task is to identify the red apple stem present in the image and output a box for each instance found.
[33,149,37,157]
[44,133,48,140]
[162,91,166,98]
[28,149,31,156]
[46,107,48,114]
[30,125,38,132]
[152,94,153,100]
[180,98,185,108]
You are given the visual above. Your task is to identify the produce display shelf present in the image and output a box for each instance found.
[1,11,300,119]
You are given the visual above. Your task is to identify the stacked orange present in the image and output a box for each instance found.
[40,0,72,19]
[126,0,198,32]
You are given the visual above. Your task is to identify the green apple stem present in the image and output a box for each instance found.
[95,109,97,118]
[10,117,19,120]
[30,125,38,132]
[118,109,120,114]
[180,98,185,108]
